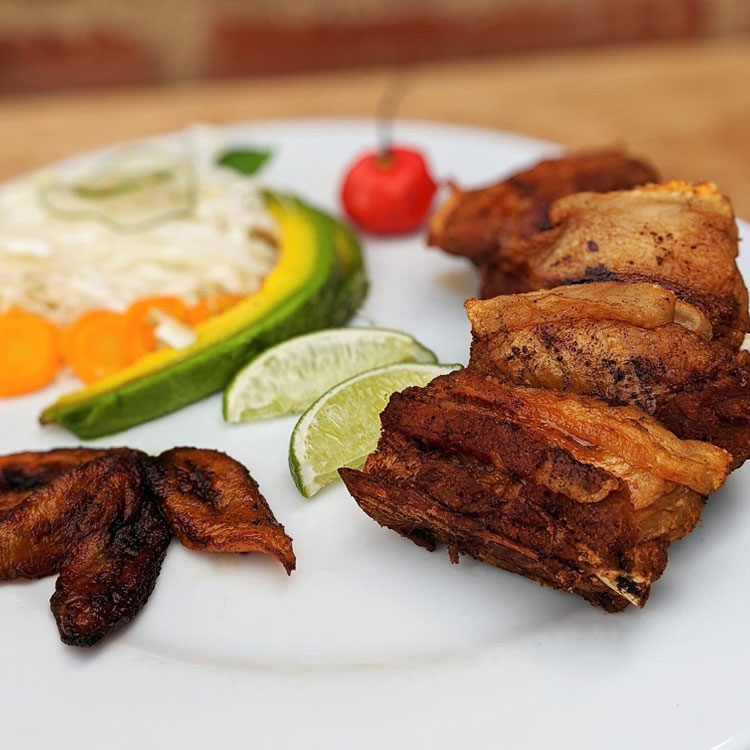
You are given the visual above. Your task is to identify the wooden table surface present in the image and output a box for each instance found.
[1,37,749,215]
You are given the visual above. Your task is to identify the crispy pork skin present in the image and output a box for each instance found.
[146,447,296,574]
[467,282,750,467]
[341,370,729,611]
[429,150,658,264]
[479,182,749,345]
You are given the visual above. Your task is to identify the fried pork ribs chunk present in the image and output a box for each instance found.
[496,182,748,344]
[428,149,658,268]
[430,153,749,344]
[340,370,730,612]
[146,448,296,574]
[467,282,750,468]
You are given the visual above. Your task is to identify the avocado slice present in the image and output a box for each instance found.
[40,195,368,439]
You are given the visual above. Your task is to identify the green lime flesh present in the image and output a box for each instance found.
[289,362,461,498]
[224,327,437,422]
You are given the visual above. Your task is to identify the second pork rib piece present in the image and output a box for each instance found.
[467,281,750,468]
[340,370,730,611]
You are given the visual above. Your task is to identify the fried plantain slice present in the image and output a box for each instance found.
[0,450,146,581]
[0,490,31,522]
[147,447,296,574]
[50,486,171,647]
[0,447,111,521]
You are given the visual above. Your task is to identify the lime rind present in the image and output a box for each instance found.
[223,327,437,422]
[289,362,461,498]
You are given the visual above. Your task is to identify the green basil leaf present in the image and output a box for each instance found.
[217,148,273,175]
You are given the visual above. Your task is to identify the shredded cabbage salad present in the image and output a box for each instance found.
[0,127,278,327]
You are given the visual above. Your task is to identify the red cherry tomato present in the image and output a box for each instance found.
[340,146,437,235]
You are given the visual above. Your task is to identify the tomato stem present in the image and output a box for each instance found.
[376,150,393,168]
[376,74,410,161]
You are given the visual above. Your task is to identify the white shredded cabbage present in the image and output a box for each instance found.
[0,126,278,327]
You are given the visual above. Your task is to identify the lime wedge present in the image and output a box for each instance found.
[289,362,461,497]
[224,328,437,422]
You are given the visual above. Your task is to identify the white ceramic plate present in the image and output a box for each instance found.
[1,119,748,750]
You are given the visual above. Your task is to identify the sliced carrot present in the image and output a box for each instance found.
[61,310,132,384]
[0,308,61,396]
[123,296,189,361]
[186,294,244,326]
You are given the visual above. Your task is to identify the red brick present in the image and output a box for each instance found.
[208,0,706,78]
[0,30,157,94]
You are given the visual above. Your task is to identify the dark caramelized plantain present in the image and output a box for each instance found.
[0,447,110,521]
[51,483,171,647]
[147,447,296,574]
[0,450,146,581]
[0,445,293,647]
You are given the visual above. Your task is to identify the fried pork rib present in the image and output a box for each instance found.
[146,447,296,574]
[341,370,730,611]
[430,150,748,342]
[348,164,749,612]
[467,282,750,468]
[491,182,748,344]
[429,149,658,267]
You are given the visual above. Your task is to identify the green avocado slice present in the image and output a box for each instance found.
[40,195,367,439]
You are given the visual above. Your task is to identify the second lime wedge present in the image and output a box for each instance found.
[224,327,437,422]
[289,362,461,497]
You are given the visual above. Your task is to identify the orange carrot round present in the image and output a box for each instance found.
[186,294,244,325]
[123,296,189,361]
[61,310,132,384]
[0,308,61,396]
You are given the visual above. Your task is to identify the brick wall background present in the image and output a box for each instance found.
[1,0,748,93]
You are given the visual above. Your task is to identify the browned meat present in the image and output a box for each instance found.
[0,450,148,581]
[51,482,171,647]
[430,148,748,346]
[467,282,750,468]
[429,149,658,264]
[654,354,750,468]
[146,447,296,574]
[478,182,749,345]
[351,163,749,614]
[340,369,730,611]
[0,447,110,521]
